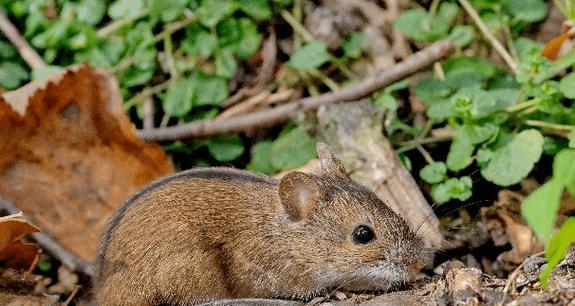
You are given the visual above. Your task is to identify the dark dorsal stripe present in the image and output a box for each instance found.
[96,168,276,272]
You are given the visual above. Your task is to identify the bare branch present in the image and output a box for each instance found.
[0,11,45,70]
[138,40,454,142]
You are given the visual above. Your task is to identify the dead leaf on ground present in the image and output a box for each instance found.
[0,64,174,262]
[480,190,544,271]
[0,213,40,271]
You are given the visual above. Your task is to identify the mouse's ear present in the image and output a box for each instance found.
[279,172,321,221]
[317,142,348,178]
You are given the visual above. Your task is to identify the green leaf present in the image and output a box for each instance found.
[0,40,16,59]
[505,0,547,22]
[0,62,29,89]
[414,77,452,104]
[444,71,482,90]
[343,33,370,59]
[150,0,188,22]
[399,154,412,171]
[373,93,398,111]
[238,0,271,20]
[553,149,575,195]
[215,48,237,78]
[394,9,430,41]
[427,98,457,121]
[449,25,474,48]
[384,79,409,94]
[394,3,458,42]
[207,134,244,162]
[120,67,154,87]
[522,178,563,242]
[288,41,330,70]
[481,129,544,186]
[76,0,106,25]
[108,0,145,20]
[183,25,217,57]
[443,57,497,80]
[559,72,575,99]
[31,20,69,49]
[270,128,317,170]
[163,78,194,117]
[247,141,275,174]
[431,176,473,204]
[420,162,447,184]
[569,129,575,149]
[540,217,575,287]
[447,135,474,171]
[191,72,229,106]
[198,0,236,27]
[235,18,262,59]
[461,123,497,144]
[217,18,243,47]
[514,37,543,63]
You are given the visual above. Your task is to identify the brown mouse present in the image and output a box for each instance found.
[94,143,431,305]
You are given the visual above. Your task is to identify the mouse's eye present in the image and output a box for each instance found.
[352,225,375,244]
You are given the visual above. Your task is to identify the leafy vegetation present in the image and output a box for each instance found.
[392,0,574,285]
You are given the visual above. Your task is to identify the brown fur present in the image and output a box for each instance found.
[95,143,430,305]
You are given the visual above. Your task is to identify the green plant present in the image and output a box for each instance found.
[522,149,575,286]
[392,0,575,286]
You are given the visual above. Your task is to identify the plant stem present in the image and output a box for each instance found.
[458,0,517,72]
[525,120,575,131]
[293,0,303,48]
[417,145,435,164]
[97,11,149,38]
[396,135,454,153]
[503,24,520,64]
[506,98,539,112]
[307,69,339,91]
[329,55,357,79]
[433,62,445,80]
[152,15,198,43]
[429,0,441,17]
[124,81,171,111]
[281,10,314,41]
[163,33,179,79]
[160,112,171,128]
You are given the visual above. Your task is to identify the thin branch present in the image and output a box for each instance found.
[497,251,546,306]
[458,0,517,72]
[96,10,148,38]
[138,40,454,141]
[0,10,45,69]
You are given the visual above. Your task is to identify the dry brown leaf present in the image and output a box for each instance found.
[0,213,39,250]
[0,213,40,271]
[0,241,39,271]
[0,64,174,261]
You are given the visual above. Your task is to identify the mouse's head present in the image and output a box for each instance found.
[278,143,431,293]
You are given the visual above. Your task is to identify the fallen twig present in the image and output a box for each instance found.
[0,196,95,277]
[498,251,546,306]
[0,11,45,69]
[138,40,454,142]
[217,89,295,120]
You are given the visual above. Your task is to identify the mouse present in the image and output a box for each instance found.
[94,142,431,305]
